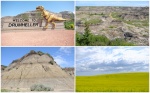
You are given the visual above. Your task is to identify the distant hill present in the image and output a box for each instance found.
[1,10,74,20]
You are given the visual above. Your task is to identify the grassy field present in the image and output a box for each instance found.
[76,72,149,92]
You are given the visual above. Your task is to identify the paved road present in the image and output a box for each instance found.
[1,30,74,46]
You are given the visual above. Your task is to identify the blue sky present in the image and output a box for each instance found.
[76,1,149,7]
[1,47,74,68]
[1,1,74,17]
[76,47,149,76]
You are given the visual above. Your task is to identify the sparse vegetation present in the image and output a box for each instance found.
[89,13,105,16]
[80,18,102,26]
[111,12,149,27]
[37,51,44,56]
[76,6,81,11]
[8,68,11,71]
[46,53,54,60]
[36,12,43,19]
[21,14,29,21]
[30,84,53,91]
[1,89,10,92]
[76,72,149,92]
[76,22,134,46]
[109,25,116,28]
[49,61,54,65]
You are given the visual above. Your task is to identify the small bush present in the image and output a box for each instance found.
[49,61,54,65]
[46,53,54,60]
[64,20,74,30]
[76,6,81,11]
[37,51,44,56]
[30,84,53,91]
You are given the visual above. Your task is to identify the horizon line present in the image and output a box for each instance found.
[76,71,149,76]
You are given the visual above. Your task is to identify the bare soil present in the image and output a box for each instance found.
[1,30,74,46]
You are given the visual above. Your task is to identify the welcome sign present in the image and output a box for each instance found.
[1,17,43,30]
[8,18,39,27]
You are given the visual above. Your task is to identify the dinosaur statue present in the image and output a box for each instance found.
[36,6,67,29]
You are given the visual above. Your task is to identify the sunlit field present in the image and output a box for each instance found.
[76,72,149,92]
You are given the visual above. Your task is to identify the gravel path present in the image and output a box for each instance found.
[1,30,74,46]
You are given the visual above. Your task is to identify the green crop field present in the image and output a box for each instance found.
[76,72,149,92]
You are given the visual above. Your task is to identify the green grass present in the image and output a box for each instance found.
[76,72,149,92]
[80,18,102,26]
[111,12,149,27]
[86,19,102,25]
[109,25,116,28]
[1,89,10,92]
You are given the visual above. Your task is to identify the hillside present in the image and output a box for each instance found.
[1,50,74,92]
[1,65,7,71]
[76,6,149,46]
[76,72,149,92]
[62,67,74,77]
[1,10,74,20]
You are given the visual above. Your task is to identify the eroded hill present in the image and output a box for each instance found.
[1,50,74,92]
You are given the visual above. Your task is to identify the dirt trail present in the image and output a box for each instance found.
[1,30,74,46]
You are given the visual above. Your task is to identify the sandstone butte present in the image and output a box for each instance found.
[1,50,74,92]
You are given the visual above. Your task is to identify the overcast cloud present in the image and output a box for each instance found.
[76,47,149,76]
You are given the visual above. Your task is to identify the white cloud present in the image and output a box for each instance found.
[76,47,149,76]
[59,47,72,55]
[54,56,68,66]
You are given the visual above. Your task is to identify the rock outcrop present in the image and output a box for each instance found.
[1,50,74,92]
[1,65,7,71]
[62,67,74,77]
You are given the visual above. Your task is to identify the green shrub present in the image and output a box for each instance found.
[46,53,54,60]
[76,6,81,11]
[49,61,54,65]
[37,51,44,56]
[1,89,10,92]
[30,84,53,91]
[64,20,74,30]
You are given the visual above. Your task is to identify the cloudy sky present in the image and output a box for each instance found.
[1,47,74,68]
[76,47,149,76]
[76,1,149,7]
